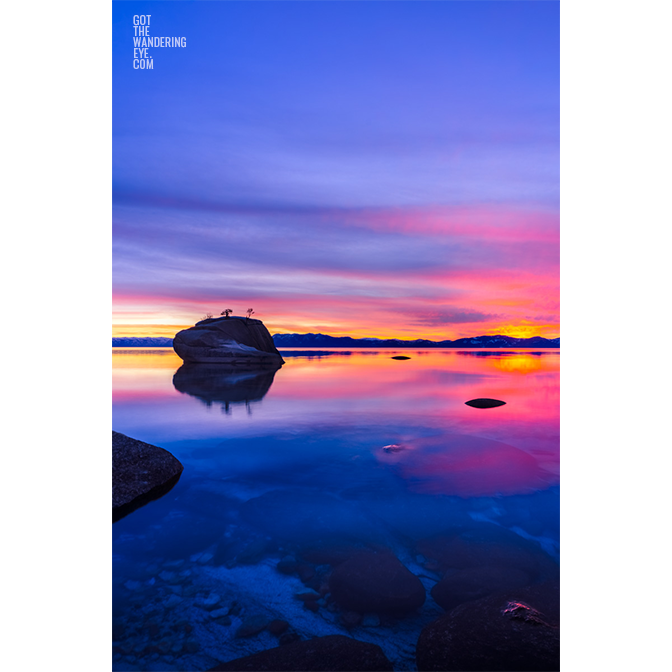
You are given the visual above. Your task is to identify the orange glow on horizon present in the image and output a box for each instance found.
[112,321,559,341]
[113,324,192,338]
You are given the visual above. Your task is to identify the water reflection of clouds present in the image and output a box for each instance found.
[112,349,559,477]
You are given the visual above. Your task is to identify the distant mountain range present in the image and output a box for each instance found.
[113,337,174,347]
[113,334,559,348]
[272,333,559,348]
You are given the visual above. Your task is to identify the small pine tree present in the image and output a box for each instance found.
[221,309,233,318]
[246,308,255,320]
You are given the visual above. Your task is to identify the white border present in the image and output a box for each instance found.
[5,1,670,669]
[561,0,670,669]
[3,2,111,669]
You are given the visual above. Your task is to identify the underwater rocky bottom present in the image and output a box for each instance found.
[113,479,559,672]
[112,348,560,670]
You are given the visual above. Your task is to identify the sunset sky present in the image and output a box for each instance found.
[113,1,559,340]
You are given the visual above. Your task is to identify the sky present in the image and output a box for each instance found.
[113,1,559,340]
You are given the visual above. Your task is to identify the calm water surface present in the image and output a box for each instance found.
[112,349,559,671]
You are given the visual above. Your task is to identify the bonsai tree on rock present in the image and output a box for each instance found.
[221,309,233,318]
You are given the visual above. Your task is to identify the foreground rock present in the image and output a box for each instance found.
[416,581,559,671]
[112,431,183,522]
[173,316,284,365]
[330,550,425,614]
[209,635,393,671]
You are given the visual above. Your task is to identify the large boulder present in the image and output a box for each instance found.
[209,635,393,671]
[112,432,183,522]
[173,316,285,365]
[329,550,426,614]
[416,581,559,671]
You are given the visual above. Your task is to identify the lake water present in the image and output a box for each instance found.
[112,348,560,671]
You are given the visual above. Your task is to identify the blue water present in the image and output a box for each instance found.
[112,348,559,671]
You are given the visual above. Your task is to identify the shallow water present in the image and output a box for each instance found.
[112,348,559,671]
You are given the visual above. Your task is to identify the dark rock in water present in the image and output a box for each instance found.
[341,611,362,628]
[465,398,506,408]
[431,566,532,612]
[266,619,289,636]
[330,550,425,614]
[297,563,316,584]
[391,355,411,360]
[173,316,284,365]
[172,362,280,410]
[416,581,559,671]
[298,541,370,567]
[112,431,183,522]
[235,615,270,638]
[278,632,301,646]
[209,634,393,671]
[275,556,298,575]
[416,522,548,578]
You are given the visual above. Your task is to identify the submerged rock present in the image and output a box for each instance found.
[416,522,550,578]
[112,432,183,522]
[275,556,298,575]
[416,581,559,671]
[298,541,370,566]
[209,634,393,671]
[465,398,506,408]
[278,632,301,646]
[329,550,426,614]
[431,565,532,612]
[391,355,411,360]
[173,316,284,365]
[266,619,289,635]
[235,615,270,638]
[340,611,362,628]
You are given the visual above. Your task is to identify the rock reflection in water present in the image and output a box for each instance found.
[172,362,281,413]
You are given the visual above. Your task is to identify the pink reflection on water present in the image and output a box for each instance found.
[378,433,555,497]
[112,348,559,494]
